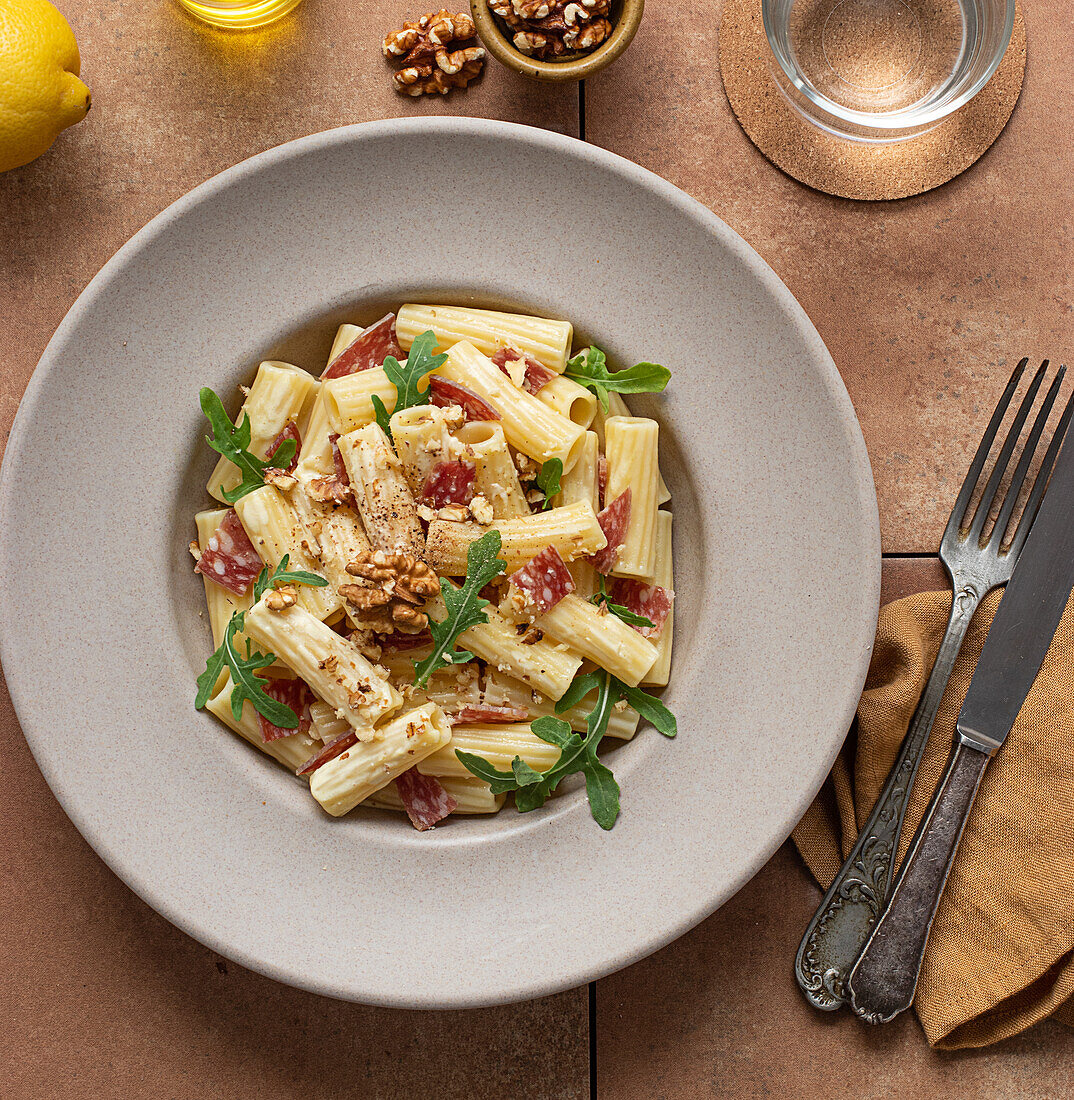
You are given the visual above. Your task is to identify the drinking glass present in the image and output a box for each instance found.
[177,0,303,29]
[762,0,1015,141]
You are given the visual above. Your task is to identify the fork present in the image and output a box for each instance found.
[795,358,1071,1011]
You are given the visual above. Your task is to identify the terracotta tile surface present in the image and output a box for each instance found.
[585,0,1073,554]
[595,845,1074,1100]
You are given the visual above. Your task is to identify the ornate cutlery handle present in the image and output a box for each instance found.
[794,585,981,1010]
[845,739,990,1022]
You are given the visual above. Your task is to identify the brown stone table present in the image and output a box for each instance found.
[2,2,1071,1096]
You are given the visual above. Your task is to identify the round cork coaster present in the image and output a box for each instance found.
[719,0,1026,201]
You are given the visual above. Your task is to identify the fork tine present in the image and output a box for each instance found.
[1008,383,1074,558]
[966,359,1048,543]
[993,364,1065,546]
[943,358,1028,542]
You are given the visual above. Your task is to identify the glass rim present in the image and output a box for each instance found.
[761,0,1016,133]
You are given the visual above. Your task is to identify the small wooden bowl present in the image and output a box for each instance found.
[471,0,644,82]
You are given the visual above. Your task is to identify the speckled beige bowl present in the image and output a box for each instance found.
[0,119,879,1007]
[471,0,644,81]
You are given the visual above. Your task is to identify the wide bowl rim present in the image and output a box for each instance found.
[0,117,880,1007]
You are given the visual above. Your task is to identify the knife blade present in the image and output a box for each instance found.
[957,430,1074,755]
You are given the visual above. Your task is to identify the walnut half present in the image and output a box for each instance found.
[384,10,486,96]
[339,550,441,634]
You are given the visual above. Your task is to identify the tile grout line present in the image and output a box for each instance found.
[588,981,597,1098]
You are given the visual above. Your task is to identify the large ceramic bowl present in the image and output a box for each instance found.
[0,118,879,1007]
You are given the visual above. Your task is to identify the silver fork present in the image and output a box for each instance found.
[795,358,1072,1011]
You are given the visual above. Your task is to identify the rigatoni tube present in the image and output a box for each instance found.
[206,674,321,773]
[308,703,452,816]
[233,485,342,620]
[336,422,425,557]
[396,304,573,373]
[244,599,402,737]
[425,500,606,575]
[207,362,317,502]
[417,723,561,778]
[531,593,658,688]
[456,421,529,519]
[438,342,585,470]
[642,510,674,687]
[604,416,660,580]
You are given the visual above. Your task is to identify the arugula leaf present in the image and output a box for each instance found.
[589,575,655,630]
[535,458,563,510]
[194,558,327,726]
[376,330,448,440]
[200,387,294,504]
[195,615,296,728]
[458,674,625,829]
[616,681,677,738]
[414,530,506,687]
[370,393,393,440]
[252,554,328,604]
[564,346,671,413]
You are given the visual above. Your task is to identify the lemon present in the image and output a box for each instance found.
[0,0,90,173]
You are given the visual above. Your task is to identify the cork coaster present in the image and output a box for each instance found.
[719,0,1026,201]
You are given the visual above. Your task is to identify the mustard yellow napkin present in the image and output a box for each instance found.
[793,589,1074,1049]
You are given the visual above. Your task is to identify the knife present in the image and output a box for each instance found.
[845,427,1074,1024]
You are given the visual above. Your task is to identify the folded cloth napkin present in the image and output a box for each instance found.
[793,588,1074,1049]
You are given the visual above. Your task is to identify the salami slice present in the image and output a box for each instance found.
[452,704,528,724]
[429,376,501,421]
[608,579,674,639]
[321,314,403,379]
[422,459,475,508]
[396,769,458,831]
[590,489,632,574]
[258,677,314,742]
[266,420,301,474]
[295,732,358,776]
[509,545,574,613]
[194,509,263,596]
[491,347,557,395]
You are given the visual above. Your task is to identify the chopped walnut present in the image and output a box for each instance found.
[340,550,441,634]
[264,584,298,611]
[263,468,298,491]
[188,539,202,563]
[514,452,539,481]
[438,503,471,523]
[319,654,339,673]
[489,0,612,58]
[384,10,486,96]
[468,494,494,525]
[417,503,438,523]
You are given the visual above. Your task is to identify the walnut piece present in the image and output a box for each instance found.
[340,549,441,634]
[384,10,486,96]
[488,0,612,58]
[264,584,298,611]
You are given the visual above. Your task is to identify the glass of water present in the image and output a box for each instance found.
[762,0,1015,141]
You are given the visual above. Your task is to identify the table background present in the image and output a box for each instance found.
[2,2,1072,1096]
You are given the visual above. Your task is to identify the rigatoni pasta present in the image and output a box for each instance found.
[191,303,675,832]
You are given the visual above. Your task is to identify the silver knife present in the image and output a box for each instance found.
[845,427,1074,1024]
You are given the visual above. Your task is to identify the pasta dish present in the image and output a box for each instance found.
[191,304,675,830]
